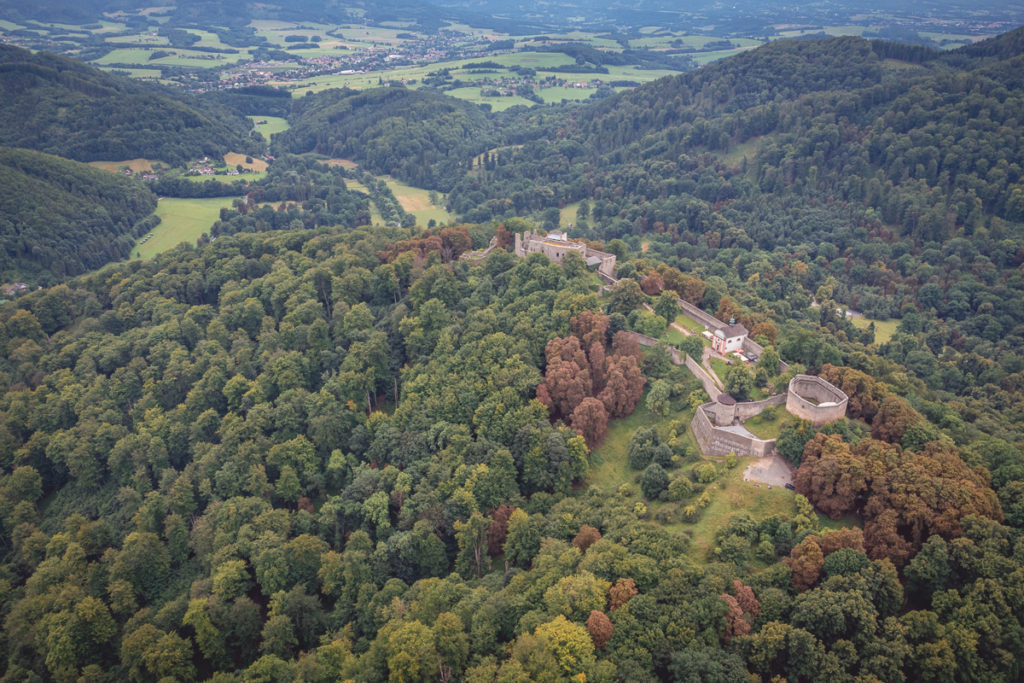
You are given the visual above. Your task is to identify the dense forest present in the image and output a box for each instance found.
[0,45,255,165]
[0,221,1021,682]
[0,146,157,284]
[2,23,1024,683]
[277,88,497,192]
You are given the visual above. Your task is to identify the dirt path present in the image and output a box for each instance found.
[701,348,725,392]
[670,321,692,336]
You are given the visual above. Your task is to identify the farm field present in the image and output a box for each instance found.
[225,152,267,171]
[136,197,234,259]
[88,158,161,173]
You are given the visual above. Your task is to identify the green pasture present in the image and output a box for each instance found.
[172,171,266,183]
[689,47,755,66]
[135,197,235,259]
[443,87,534,111]
[93,47,248,67]
[276,52,681,100]
[851,316,899,344]
[248,116,291,141]
[383,176,452,225]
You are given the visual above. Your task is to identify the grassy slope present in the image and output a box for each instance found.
[136,197,234,259]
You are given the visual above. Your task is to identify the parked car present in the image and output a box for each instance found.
[785,483,795,490]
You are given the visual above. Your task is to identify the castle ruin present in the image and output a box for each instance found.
[514,230,616,278]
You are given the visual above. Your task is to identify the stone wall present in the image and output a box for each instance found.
[676,298,724,331]
[731,394,788,422]
[616,331,721,399]
[691,405,776,458]
[786,375,848,426]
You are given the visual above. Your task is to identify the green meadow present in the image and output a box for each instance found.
[248,116,291,141]
[851,316,900,344]
[135,197,235,259]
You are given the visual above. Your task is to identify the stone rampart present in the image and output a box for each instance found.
[676,298,724,331]
[616,331,721,398]
[691,405,776,458]
[786,375,848,426]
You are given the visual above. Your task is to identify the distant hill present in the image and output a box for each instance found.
[0,146,157,285]
[277,86,497,191]
[954,24,1024,60]
[0,45,254,166]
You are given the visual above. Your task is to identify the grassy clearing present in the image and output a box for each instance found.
[674,313,705,334]
[663,327,687,347]
[743,408,797,440]
[383,176,452,225]
[559,202,580,226]
[850,317,899,344]
[689,47,755,66]
[343,179,370,194]
[136,197,234,259]
[587,402,665,493]
[718,135,769,169]
[323,158,359,169]
[710,358,730,383]
[676,458,799,560]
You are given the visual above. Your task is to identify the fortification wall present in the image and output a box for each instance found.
[676,298,723,331]
[691,405,776,458]
[786,375,848,426]
[734,393,788,421]
[616,331,721,398]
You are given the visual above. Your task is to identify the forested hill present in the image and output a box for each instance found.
[0,146,157,284]
[0,45,254,166]
[276,87,497,191]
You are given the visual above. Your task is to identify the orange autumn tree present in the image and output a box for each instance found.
[795,434,1002,567]
[538,312,646,447]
